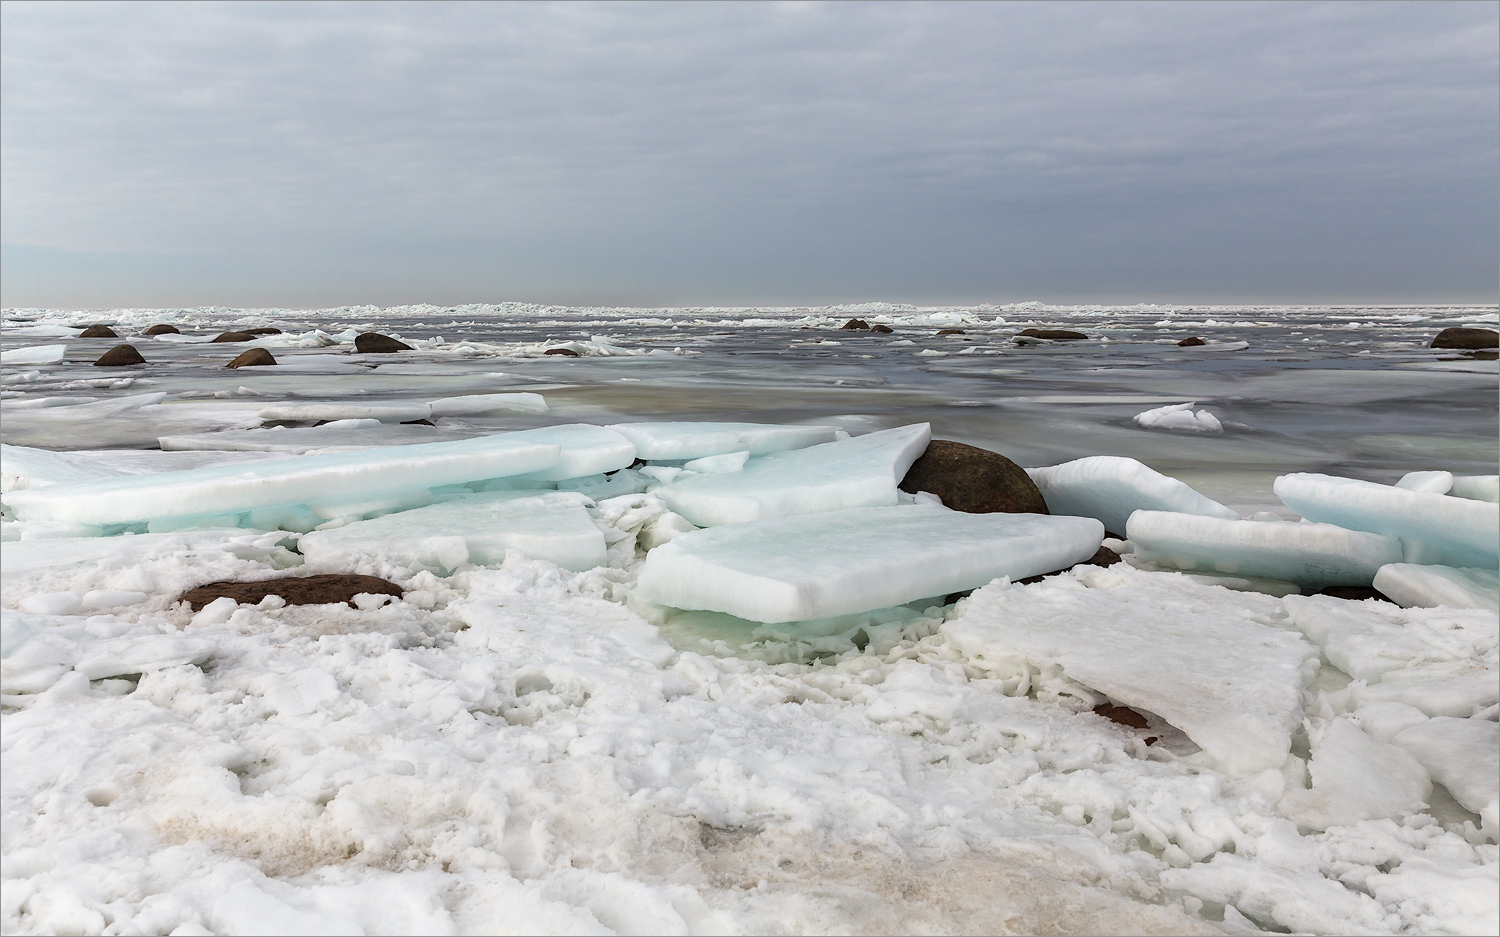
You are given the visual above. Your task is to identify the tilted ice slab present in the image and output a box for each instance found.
[1373,564,1500,611]
[300,490,606,573]
[1127,511,1402,588]
[1274,473,1500,568]
[1451,475,1500,503]
[654,424,930,527]
[506,425,637,481]
[1395,471,1454,494]
[0,344,66,365]
[634,504,1103,623]
[945,564,1317,777]
[3,433,560,526]
[606,421,838,461]
[1027,456,1237,536]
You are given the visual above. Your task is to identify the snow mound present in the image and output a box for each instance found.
[1132,402,1222,433]
[1027,456,1238,536]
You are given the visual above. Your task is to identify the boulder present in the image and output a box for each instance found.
[1017,328,1088,341]
[226,348,276,368]
[543,347,580,357]
[1176,336,1206,347]
[212,331,256,343]
[840,318,871,330]
[143,324,180,335]
[180,573,403,610]
[240,327,282,335]
[1094,703,1159,744]
[936,328,965,336]
[355,332,413,353]
[1430,327,1498,350]
[402,418,436,426]
[871,324,894,333]
[79,325,118,338]
[899,439,1049,514]
[93,344,145,367]
[1470,350,1499,360]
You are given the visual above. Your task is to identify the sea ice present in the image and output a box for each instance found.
[654,424,930,527]
[1126,510,1402,587]
[1390,717,1499,832]
[1395,470,1454,494]
[1450,474,1500,503]
[1373,563,1500,611]
[505,424,637,481]
[1132,402,1223,433]
[1280,717,1430,831]
[258,403,435,423]
[300,490,606,573]
[157,424,471,454]
[605,421,838,460]
[1274,473,1500,569]
[944,563,1317,776]
[426,393,549,416]
[0,344,66,365]
[1026,456,1238,536]
[634,504,1102,622]
[3,433,561,526]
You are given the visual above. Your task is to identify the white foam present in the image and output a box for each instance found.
[635,504,1102,622]
[606,421,838,460]
[1027,456,1238,535]
[1373,563,1500,611]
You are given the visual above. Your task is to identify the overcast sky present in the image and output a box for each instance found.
[2,1,1496,309]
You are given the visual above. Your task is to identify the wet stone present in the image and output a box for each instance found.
[355,332,414,353]
[212,331,256,343]
[1177,336,1206,347]
[840,318,871,330]
[226,348,276,368]
[871,324,894,333]
[899,439,1049,515]
[93,344,146,367]
[1430,327,1498,350]
[180,573,404,610]
[79,325,118,338]
[543,347,580,357]
[143,324,180,335]
[936,328,965,336]
[1017,328,1088,341]
[239,327,282,335]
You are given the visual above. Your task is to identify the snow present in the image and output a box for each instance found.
[3,434,562,526]
[1373,564,1500,611]
[655,424,931,527]
[1027,456,1239,536]
[1280,717,1430,832]
[1273,473,1500,569]
[1126,510,1402,588]
[0,344,67,365]
[943,564,1318,777]
[1132,402,1223,433]
[605,421,838,460]
[1391,718,1500,834]
[634,504,1103,622]
[299,490,607,574]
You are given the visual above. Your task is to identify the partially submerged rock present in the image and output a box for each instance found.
[212,331,256,343]
[936,328,965,336]
[899,439,1048,515]
[355,332,413,353]
[1176,336,1206,347]
[543,347,580,357]
[871,324,894,333]
[143,324,180,335]
[1430,327,1498,350]
[226,348,276,368]
[93,344,145,367]
[79,325,118,338]
[180,573,403,610]
[840,318,871,330]
[240,327,282,335]
[1017,328,1087,341]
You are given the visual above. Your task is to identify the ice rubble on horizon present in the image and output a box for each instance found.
[1132,402,1223,433]
[606,421,838,460]
[1373,563,1500,611]
[1275,473,1500,569]
[300,490,607,573]
[655,424,931,527]
[635,503,1103,622]
[1027,455,1238,535]
[1126,510,1402,588]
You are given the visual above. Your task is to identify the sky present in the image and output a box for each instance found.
[1,1,1496,310]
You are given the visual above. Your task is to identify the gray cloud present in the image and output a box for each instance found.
[2,0,1496,307]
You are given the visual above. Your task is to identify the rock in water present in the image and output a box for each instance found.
[144,324,180,335]
[871,324,894,333]
[355,332,413,353]
[899,439,1049,514]
[180,574,403,610]
[79,324,118,338]
[543,347,580,356]
[840,318,871,330]
[93,344,145,367]
[241,327,282,335]
[226,348,276,368]
[1176,336,1206,346]
[936,328,965,336]
[1017,328,1088,341]
[212,331,256,343]
[1430,327,1498,349]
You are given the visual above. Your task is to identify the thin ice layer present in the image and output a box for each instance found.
[945,564,1317,777]
[427,393,548,416]
[1373,564,1500,611]
[1274,473,1500,569]
[300,490,606,573]
[606,421,838,460]
[635,504,1102,623]
[655,424,931,527]
[1127,511,1402,588]
[1027,456,1237,536]
[3,434,560,526]
[507,425,637,481]
[259,403,434,423]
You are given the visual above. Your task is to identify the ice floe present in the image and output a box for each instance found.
[505,424,637,481]
[0,344,67,365]
[1027,455,1238,535]
[1132,402,1223,433]
[1373,563,1500,611]
[606,421,838,460]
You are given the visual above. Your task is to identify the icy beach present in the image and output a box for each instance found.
[2,302,1498,936]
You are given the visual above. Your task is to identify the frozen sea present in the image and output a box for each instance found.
[2,302,1497,935]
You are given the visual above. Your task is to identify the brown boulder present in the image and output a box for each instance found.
[79,324,118,338]
[402,418,436,426]
[180,573,403,610]
[840,318,871,330]
[212,331,256,343]
[144,324,180,335]
[1470,350,1499,360]
[936,328,965,336]
[1176,336,1206,347]
[1094,704,1158,744]
[355,332,413,353]
[240,327,282,335]
[93,344,145,367]
[1017,328,1088,341]
[899,439,1049,514]
[226,348,276,368]
[871,324,894,333]
[543,347,580,357]
[1431,327,1498,349]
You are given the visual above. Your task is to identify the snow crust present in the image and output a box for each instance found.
[1027,456,1239,535]
[635,504,1103,622]
[1373,564,1500,611]
[605,421,838,460]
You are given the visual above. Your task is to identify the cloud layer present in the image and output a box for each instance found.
[2,1,1496,307]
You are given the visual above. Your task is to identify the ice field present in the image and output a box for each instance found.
[2,302,1498,936]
